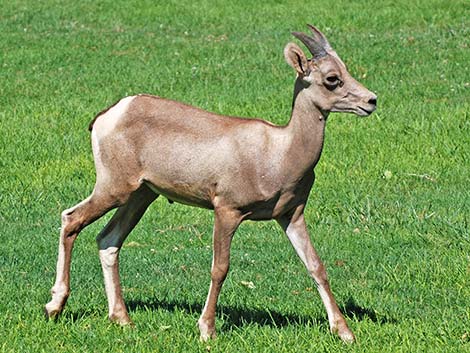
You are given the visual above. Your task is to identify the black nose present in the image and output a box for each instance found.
[368,97,377,106]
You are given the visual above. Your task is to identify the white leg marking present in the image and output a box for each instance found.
[99,246,120,316]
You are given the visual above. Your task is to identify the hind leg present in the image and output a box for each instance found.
[45,190,122,319]
[96,185,158,325]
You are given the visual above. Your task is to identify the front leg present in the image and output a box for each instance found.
[198,207,242,341]
[277,206,355,343]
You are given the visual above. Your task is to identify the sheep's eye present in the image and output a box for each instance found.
[326,76,339,83]
[324,75,343,90]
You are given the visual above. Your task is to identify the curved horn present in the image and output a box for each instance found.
[292,27,328,60]
[307,24,333,50]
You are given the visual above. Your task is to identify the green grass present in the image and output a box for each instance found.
[1,0,469,352]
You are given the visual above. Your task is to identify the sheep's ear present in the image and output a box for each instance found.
[284,42,309,76]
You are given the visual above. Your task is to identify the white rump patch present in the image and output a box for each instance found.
[93,95,136,140]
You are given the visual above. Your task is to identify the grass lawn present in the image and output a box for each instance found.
[1,0,469,352]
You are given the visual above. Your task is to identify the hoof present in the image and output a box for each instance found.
[331,323,355,343]
[44,303,62,320]
[198,319,216,341]
[338,328,355,344]
[109,313,134,327]
[199,331,216,342]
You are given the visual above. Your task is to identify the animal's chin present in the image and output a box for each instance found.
[357,107,373,116]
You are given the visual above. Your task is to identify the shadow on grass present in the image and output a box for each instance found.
[342,297,398,324]
[60,296,396,328]
[127,298,315,329]
[122,296,397,329]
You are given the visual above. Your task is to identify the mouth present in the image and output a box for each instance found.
[358,106,375,116]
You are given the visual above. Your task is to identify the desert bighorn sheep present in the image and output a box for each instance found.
[45,25,377,343]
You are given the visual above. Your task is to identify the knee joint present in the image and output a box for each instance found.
[211,264,229,282]
[309,264,329,286]
[61,209,82,235]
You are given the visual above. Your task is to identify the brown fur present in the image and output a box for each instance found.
[46,26,377,343]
